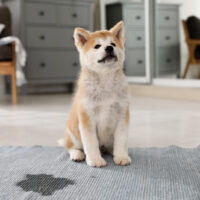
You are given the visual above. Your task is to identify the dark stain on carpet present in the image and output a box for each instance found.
[16,174,75,196]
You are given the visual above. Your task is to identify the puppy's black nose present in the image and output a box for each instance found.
[105,45,114,53]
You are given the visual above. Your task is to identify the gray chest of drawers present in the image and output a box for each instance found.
[156,4,180,76]
[106,2,180,77]
[7,0,94,84]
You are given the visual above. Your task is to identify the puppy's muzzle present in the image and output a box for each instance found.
[98,45,118,63]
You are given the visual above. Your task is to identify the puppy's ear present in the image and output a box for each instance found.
[109,21,125,44]
[73,28,90,49]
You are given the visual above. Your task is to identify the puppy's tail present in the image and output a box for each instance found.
[57,138,65,147]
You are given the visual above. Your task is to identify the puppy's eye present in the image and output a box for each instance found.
[94,44,101,49]
[111,43,116,47]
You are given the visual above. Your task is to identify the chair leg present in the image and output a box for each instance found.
[183,58,191,79]
[11,69,17,104]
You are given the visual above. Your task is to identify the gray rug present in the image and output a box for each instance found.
[0,146,200,200]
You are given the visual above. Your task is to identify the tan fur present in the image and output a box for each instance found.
[79,104,91,132]
[65,131,74,149]
[83,31,123,54]
[125,106,130,124]
[66,23,124,144]
[62,21,131,167]
[74,28,90,48]
[65,71,91,148]
[66,102,81,141]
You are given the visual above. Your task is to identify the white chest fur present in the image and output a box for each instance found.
[82,69,129,148]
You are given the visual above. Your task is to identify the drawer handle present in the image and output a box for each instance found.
[40,62,46,67]
[138,60,143,64]
[72,13,78,18]
[165,36,171,40]
[39,35,45,40]
[136,16,141,20]
[73,62,78,67]
[39,11,45,16]
[166,58,171,63]
[136,37,142,41]
[165,16,170,20]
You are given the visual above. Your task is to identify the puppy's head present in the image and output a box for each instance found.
[74,21,125,72]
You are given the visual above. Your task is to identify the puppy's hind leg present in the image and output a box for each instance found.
[69,149,85,162]
[64,128,85,162]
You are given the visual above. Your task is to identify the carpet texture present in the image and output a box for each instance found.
[0,146,200,200]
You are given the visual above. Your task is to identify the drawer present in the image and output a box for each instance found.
[157,9,178,27]
[157,47,179,73]
[125,49,146,76]
[27,50,80,79]
[126,30,145,48]
[157,29,178,47]
[25,3,56,24]
[26,27,74,48]
[124,7,144,27]
[57,4,89,26]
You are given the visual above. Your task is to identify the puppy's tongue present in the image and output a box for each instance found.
[98,54,116,63]
[105,55,114,61]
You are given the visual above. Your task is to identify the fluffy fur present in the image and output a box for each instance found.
[61,21,131,167]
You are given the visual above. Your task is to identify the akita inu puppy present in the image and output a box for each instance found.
[60,21,131,167]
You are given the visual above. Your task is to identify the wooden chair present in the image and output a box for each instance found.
[0,6,17,104]
[182,20,200,79]
[0,42,17,104]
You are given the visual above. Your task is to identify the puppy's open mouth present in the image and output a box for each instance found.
[98,55,118,63]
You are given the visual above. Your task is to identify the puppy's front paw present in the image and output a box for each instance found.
[114,155,131,166]
[87,156,107,168]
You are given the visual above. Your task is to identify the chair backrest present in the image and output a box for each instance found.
[0,6,12,38]
[182,20,190,42]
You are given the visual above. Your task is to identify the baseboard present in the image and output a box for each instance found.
[129,84,200,101]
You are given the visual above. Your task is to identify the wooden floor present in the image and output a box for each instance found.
[0,92,200,148]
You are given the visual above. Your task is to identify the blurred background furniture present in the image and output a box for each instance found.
[106,2,180,77]
[0,6,17,104]
[106,2,146,77]
[182,17,200,79]
[156,4,180,77]
[5,0,94,93]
